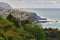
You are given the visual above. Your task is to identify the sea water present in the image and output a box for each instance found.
[42,18,60,30]
[20,8,60,29]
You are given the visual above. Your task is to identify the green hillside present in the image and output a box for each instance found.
[0,16,14,27]
[0,15,45,40]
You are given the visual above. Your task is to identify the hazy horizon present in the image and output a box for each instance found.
[20,8,60,18]
[0,0,60,8]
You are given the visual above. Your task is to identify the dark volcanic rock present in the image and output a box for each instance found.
[30,13,47,23]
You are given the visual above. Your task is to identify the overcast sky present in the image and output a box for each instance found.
[0,0,60,8]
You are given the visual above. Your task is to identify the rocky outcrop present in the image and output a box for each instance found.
[0,2,47,23]
[29,13,47,23]
[0,8,47,23]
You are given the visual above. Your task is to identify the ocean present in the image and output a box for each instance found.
[20,8,60,29]
[42,18,60,29]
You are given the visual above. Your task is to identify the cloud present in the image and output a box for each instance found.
[0,0,60,8]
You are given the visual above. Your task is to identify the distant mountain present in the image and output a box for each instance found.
[0,2,48,23]
[0,2,12,9]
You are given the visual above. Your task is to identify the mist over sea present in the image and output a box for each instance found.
[20,8,60,29]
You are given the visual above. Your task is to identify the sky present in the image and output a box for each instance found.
[0,0,60,8]
[0,0,60,18]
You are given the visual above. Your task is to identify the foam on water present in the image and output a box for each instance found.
[42,18,60,29]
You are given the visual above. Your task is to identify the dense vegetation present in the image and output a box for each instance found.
[1,13,60,40]
[44,28,60,40]
[0,14,45,40]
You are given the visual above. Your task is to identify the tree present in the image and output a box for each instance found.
[24,24,45,40]
[6,14,20,28]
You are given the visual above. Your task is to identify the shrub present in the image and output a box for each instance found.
[0,37,4,40]
[24,24,45,40]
